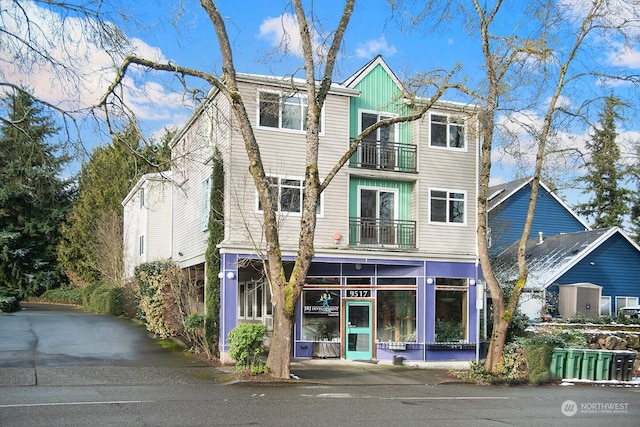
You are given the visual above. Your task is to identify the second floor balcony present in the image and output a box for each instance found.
[349,217,417,249]
[351,139,417,173]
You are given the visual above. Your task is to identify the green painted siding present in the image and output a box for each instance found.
[349,64,410,143]
[349,177,412,220]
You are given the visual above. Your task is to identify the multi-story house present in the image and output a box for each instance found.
[122,172,173,280]
[489,178,640,320]
[128,56,482,363]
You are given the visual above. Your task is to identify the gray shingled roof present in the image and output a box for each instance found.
[492,227,616,291]
[487,177,531,211]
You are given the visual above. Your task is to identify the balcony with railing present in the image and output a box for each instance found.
[350,140,417,173]
[349,217,417,249]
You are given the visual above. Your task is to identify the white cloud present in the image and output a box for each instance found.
[258,13,305,57]
[608,46,640,69]
[355,37,397,59]
[0,2,188,126]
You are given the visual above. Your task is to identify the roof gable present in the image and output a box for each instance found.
[343,55,405,93]
[487,178,591,257]
[488,178,589,230]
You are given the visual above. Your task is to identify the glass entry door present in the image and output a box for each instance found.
[344,301,373,360]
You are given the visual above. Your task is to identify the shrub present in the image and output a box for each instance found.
[227,323,269,374]
[521,328,587,349]
[453,361,493,384]
[0,293,19,313]
[525,343,554,384]
[134,260,183,338]
[494,343,529,381]
[39,287,83,305]
[184,313,211,356]
[82,284,124,316]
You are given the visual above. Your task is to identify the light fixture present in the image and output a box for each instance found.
[469,279,476,286]
[217,272,224,279]
[332,231,341,244]
[355,263,362,270]
[426,277,434,285]
[178,252,183,256]
[226,271,235,280]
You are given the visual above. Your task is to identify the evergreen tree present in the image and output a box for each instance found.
[57,124,172,286]
[0,89,73,297]
[631,143,640,243]
[574,95,630,229]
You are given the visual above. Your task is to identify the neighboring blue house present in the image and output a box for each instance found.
[493,227,640,319]
[487,178,589,257]
[489,178,640,319]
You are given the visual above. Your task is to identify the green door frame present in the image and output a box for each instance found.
[344,300,374,360]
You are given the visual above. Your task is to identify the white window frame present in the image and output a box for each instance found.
[358,109,399,141]
[256,175,324,216]
[257,90,323,134]
[201,176,212,231]
[429,188,467,225]
[429,113,466,150]
[356,185,399,221]
[238,281,273,321]
[615,296,639,313]
[600,296,611,316]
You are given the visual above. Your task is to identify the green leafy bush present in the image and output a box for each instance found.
[227,323,269,374]
[39,287,83,305]
[526,343,554,384]
[520,328,587,349]
[0,293,19,313]
[134,260,182,338]
[82,284,124,316]
[494,343,529,381]
[453,361,493,384]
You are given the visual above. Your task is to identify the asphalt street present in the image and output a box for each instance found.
[1,303,639,426]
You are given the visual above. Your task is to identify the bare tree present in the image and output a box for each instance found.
[394,0,640,372]
[479,0,640,373]
[0,1,130,152]
[99,0,459,378]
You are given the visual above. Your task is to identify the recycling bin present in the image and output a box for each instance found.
[580,350,598,380]
[565,349,584,379]
[549,349,567,379]
[595,350,613,381]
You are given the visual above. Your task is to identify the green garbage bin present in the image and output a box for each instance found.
[580,350,598,380]
[565,349,584,379]
[550,348,567,379]
[595,350,613,381]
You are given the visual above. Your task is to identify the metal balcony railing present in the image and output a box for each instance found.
[349,217,416,249]
[350,140,417,173]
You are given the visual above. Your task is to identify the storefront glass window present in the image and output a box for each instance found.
[301,290,340,341]
[435,278,467,342]
[376,290,417,342]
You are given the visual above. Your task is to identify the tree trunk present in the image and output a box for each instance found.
[485,315,509,371]
[266,303,294,379]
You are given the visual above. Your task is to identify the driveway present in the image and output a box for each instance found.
[0,303,227,387]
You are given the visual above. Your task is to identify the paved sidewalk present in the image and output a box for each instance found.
[286,358,471,385]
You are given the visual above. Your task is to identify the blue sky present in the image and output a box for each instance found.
[3,1,639,209]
